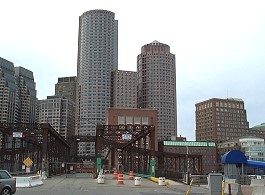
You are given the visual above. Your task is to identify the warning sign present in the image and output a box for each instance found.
[23,157,33,167]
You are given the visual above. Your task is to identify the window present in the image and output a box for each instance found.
[134,116,141,124]
[126,116,133,124]
[0,171,10,179]
[118,116,125,125]
[142,116,148,125]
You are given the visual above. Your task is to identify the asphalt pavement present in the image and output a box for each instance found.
[16,173,210,195]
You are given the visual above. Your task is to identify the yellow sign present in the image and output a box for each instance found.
[23,157,33,167]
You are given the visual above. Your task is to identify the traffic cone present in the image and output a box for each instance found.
[129,171,134,180]
[113,170,118,179]
[118,174,124,184]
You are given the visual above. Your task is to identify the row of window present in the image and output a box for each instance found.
[118,116,150,125]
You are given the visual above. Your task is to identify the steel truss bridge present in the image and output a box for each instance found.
[0,123,70,174]
[0,123,202,179]
[95,125,203,179]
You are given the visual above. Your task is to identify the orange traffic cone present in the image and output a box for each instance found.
[118,174,124,184]
[113,170,118,179]
[129,171,134,180]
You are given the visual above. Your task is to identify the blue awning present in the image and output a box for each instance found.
[221,150,247,164]
[221,150,265,169]
[247,160,265,169]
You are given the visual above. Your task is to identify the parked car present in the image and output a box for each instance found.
[0,170,16,195]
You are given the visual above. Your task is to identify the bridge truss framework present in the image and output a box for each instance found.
[0,123,203,179]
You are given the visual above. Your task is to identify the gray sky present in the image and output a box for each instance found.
[1,0,265,140]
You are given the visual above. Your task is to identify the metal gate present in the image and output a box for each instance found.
[65,162,95,178]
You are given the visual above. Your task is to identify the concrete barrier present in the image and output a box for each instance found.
[15,175,43,188]
[30,175,43,187]
[41,171,47,180]
[251,178,265,195]
[225,178,237,184]
[252,186,265,195]
[224,178,243,195]
[15,177,31,188]
[251,179,265,186]
[224,183,243,195]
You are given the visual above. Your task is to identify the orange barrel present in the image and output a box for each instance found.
[113,170,118,179]
[129,171,134,180]
[117,174,124,184]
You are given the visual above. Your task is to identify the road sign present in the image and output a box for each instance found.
[122,134,132,140]
[13,132,23,138]
[23,157,33,167]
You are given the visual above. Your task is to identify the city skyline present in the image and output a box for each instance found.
[1,0,265,140]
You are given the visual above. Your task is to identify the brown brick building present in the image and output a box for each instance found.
[137,41,177,141]
[159,141,217,174]
[195,98,249,143]
[106,107,158,150]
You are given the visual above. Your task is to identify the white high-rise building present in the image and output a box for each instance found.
[137,41,177,140]
[76,10,118,156]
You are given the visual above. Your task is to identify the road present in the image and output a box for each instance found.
[16,174,210,195]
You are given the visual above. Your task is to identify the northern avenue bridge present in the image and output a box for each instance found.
[0,123,203,180]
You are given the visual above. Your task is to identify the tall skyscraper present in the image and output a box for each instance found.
[137,41,177,141]
[0,57,17,123]
[195,98,249,142]
[111,70,137,108]
[55,76,76,103]
[76,10,118,156]
[15,66,37,123]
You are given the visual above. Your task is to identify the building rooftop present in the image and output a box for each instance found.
[252,123,265,129]
[151,40,160,44]
[163,141,216,147]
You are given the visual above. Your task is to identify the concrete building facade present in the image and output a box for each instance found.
[55,76,76,103]
[0,58,37,124]
[0,57,37,152]
[195,98,249,142]
[217,137,265,160]
[137,41,177,141]
[217,137,265,172]
[111,70,137,108]
[0,57,17,123]
[76,10,118,156]
[39,95,75,139]
[15,66,37,123]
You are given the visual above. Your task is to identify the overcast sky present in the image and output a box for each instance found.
[0,0,265,140]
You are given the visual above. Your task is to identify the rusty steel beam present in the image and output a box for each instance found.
[95,125,155,174]
[0,123,70,176]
